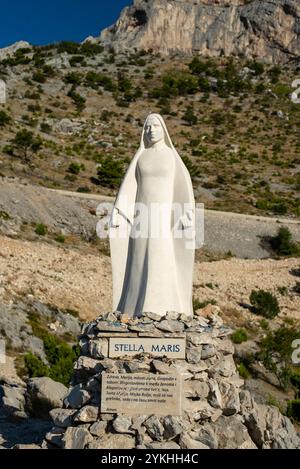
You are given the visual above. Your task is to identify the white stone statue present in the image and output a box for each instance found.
[109,113,195,318]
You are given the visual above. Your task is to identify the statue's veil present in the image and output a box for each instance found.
[109,113,195,316]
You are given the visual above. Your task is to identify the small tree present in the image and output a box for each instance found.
[96,157,126,188]
[271,227,300,256]
[183,107,198,125]
[250,290,280,319]
[12,129,43,162]
[0,110,11,127]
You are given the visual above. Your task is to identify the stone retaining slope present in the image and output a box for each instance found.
[42,311,300,449]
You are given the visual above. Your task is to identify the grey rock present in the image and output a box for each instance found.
[26,378,68,419]
[45,429,64,448]
[188,332,214,346]
[95,321,128,333]
[113,415,134,434]
[180,432,210,449]
[163,416,184,440]
[87,434,135,449]
[208,380,223,409]
[146,441,181,449]
[90,421,107,437]
[184,380,209,399]
[13,443,41,449]
[155,320,184,333]
[143,415,164,441]
[74,405,99,423]
[186,347,202,364]
[210,355,236,378]
[201,344,216,359]
[213,415,256,449]
[49,408,76,428]
[190,425,218,449]
[144,312,164,321]
[151,360,172,374]
[0,384,25,417]
[88,339,108,359]
[64,385,90,409]
[244,403,300,449]
[62,426,93,449]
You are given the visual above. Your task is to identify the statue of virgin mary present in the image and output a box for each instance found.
[109,113,195,318]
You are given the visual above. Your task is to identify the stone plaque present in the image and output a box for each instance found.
[101,373,182,415]
[109,337,186,358]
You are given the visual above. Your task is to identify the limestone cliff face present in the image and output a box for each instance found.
[99,0,300,63]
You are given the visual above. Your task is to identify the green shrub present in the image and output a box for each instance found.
[183,107,198,125]
[67,87,86,112]
[250,290,280,319]
[231,328,248,344]
[64,72,82,85]
[55,235,65,243]
[40,122,51,134]
[68,162,85,175]
[85,71,116,92]
[259,326,300,389]
[96,157,127,188]
[0,110,11,127]
[25,353,49,378]
[57,41,80,55]
[270,227,300,256]
[35,223,47,236]
[181,156,201,179]
[238,362,250,379]
[25,334,80,386]
[193,297,217,311]
[287,399,300,422]
[0,211,10,220]
[12,129,43,162]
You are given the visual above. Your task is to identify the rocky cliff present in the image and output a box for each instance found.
[99,0,300,63]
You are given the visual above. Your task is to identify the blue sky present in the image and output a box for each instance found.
[0,0,131,48]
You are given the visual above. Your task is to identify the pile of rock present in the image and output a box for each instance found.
[42,310,300,449]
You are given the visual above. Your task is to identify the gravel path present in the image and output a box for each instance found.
[1,178,299,259]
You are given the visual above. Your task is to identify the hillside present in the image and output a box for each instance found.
[0,41,299,218]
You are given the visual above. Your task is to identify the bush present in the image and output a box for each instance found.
[85,71,116,92]
[231,328,248,344]
[64,72,82,85]
[259,326,300,389]
[0,110,11,127]
[250,290,280,319]
[67,87,86,112]
[96,157,127,188]
[25,353,49,378]
[12,129,43,162]
[35,223,47,236]
[68,162,85,175]
[238,362,250,379]
[55,235,65,243]
[25,334,80,386]
[183,107,198,125]
[287,400,300,422]
[270,227,300,256]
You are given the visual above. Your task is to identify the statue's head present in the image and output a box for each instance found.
[144,114,165,147]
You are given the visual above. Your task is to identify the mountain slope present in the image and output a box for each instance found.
[99,0,300,63]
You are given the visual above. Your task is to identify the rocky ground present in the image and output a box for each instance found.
[0,234,299,323]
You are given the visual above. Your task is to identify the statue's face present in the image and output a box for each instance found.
[145,116,164,145]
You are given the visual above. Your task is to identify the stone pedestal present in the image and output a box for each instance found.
[43,310,300,450]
